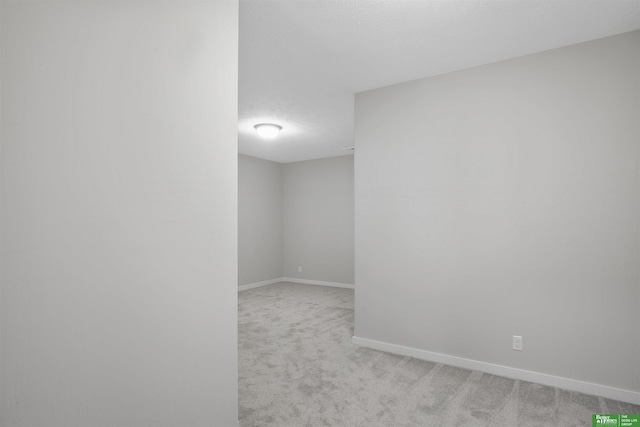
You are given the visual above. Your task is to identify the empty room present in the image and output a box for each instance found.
[237,1,640,425]
[2,1,640,426]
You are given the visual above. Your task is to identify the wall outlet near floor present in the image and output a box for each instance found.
[298,266,302,272]
[513,335,523,351]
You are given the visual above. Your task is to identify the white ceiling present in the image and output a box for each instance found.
[238,0,640,164]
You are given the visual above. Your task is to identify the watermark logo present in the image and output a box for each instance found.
[593,415,640,427]
[594,415,619,426]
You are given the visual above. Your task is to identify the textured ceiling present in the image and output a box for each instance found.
[238,0,640,163]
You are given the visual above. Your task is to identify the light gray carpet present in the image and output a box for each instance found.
[238,282,639,426]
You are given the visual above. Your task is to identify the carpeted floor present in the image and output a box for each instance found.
[238,282,639,426]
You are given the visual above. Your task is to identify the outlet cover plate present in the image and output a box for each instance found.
[513,335,523,351]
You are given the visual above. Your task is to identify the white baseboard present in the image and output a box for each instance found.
[282,277,355,290]
[352,336,640,406]
[238,277,284,292]
[238,277,355,291]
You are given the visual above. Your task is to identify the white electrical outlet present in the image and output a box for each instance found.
[298,266,302,272]
[513,335,523,351]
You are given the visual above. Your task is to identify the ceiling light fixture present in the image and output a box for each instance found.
[254,123,282,139]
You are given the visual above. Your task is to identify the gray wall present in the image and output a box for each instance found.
[355,31,640,393]
[284,156,354,284]
[238,154,283,286]
[0,2,239,425]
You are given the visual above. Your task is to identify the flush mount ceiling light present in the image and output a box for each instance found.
[254,123,282,139]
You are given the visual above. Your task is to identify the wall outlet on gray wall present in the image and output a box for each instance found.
[513,336,523,351]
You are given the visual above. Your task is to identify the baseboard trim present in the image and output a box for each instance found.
[239,277,355,291]
[351,336,640,406]
[238,277,283,292]
[282,277,355,290]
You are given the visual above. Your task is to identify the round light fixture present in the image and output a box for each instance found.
[254,123,282,139]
